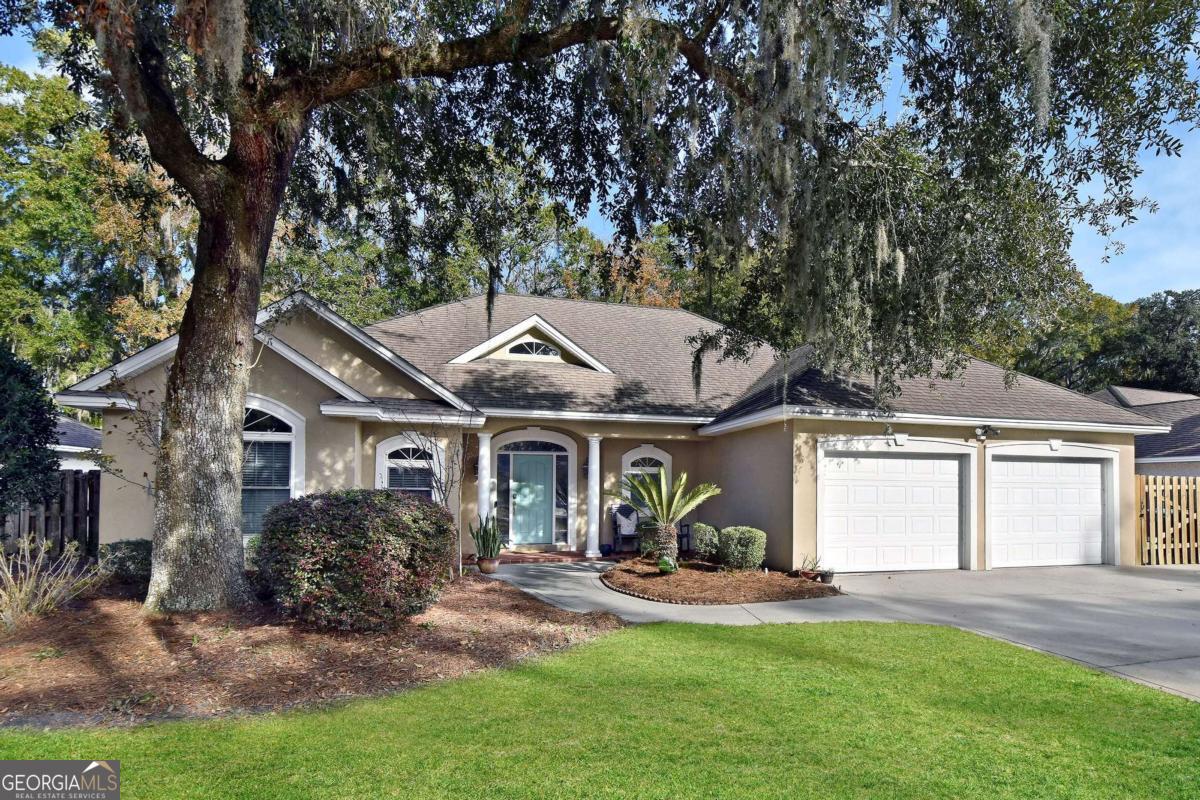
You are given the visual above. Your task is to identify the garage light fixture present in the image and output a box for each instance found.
[974,425,1000,442]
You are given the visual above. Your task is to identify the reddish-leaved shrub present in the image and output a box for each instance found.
[256,489,455,631]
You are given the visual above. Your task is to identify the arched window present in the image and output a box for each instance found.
[385,446,435,500]
[375,433,445,503]
[620,445,673,504]
[241,397,304,542]
[508,341,560,358]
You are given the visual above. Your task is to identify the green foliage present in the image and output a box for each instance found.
[0,345,59,515]
[1118,290,1200,393]
[616,470,721,561]
[716,527,767,571]
[469,516,501,560]
[256,490,455,631]
[656,556,677,574]
[99,539,153,589]
[692,523,719,562]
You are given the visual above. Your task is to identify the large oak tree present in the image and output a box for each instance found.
[2,0,1196,610]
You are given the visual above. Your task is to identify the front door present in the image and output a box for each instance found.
[511,454,555,545]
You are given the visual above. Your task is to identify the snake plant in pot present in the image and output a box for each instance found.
[470,515,502,574]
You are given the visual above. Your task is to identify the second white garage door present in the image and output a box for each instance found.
[821,453,963,572]
[989,457,1104,567]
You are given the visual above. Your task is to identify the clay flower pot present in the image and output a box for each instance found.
[477,557,500,574]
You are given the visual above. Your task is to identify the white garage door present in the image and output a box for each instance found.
[989,457,1104,568]
[821,453,963,572]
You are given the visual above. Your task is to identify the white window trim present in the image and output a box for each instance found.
[490,427,578,548]
[374,432,446,503]
[448,315,612,373]
[983,440,1121,569]
[816,435,980,571]
[621,444,673,487]
[244,394,305,498]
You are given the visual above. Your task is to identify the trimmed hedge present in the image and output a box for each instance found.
[692,523,719,561]
[717,526,767,570]
[256,489,455,631]
[99,539,153,589]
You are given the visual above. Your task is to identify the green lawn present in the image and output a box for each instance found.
[3,622,1199,799]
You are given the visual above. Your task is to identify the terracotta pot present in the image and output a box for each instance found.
[799,570,819,580]
[477,558,500,574]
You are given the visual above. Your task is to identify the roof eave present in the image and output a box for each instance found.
[699,404,1173,437]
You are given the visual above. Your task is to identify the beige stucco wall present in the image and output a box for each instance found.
[694,422,797,569]
[270,307,436,399]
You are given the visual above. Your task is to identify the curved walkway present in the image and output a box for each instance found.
[492,561,1200,700]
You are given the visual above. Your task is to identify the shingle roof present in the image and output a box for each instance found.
[55,416,101,449]
[366,295,778,417]
[710,347,1162,429]
[1111,399,1200,459]
[1090,386,1200,408]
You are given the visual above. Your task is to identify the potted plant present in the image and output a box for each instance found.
[798,554,822,581]
[817,569,836,584]
[470,515,502,574]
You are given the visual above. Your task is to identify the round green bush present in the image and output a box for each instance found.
[256,489,455,631]
[692,523,719,561]
[99,539,153,588]
[717,526,767,570]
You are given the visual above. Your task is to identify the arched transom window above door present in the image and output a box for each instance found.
[375,434,444,503]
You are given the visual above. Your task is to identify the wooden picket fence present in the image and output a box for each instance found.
[0,470,101,559]
[1137,474,1200,566]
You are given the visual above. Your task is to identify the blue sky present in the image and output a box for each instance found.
[3,34,1195,303]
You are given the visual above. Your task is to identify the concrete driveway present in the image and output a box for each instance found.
[493,562,1200,699]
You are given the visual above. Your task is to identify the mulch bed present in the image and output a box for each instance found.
[601,558,840,605]
[0,576,622,728]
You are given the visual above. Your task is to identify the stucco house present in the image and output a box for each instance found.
[55,292,1167,573]
[1091,385,1200,476]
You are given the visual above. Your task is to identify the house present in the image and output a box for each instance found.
[53,415,101,472]
[54,292,1168,573]
[1091,386,1200,476]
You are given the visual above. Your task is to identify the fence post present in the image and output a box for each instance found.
[86,471,101,559]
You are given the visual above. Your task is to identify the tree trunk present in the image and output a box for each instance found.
[145,116,305,612]
[654,523,678,563]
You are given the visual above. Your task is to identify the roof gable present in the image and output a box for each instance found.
[448,314,612,373]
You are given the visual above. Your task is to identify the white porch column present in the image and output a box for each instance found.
[476,432,493,523]
[586,435,602,557]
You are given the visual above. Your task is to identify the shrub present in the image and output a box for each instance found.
[717,526,767,570]
[692,523,719,561]
[99,539,153,588]
[256,489,455,631]
[1,538,107,632]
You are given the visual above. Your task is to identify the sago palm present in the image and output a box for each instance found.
[618,469,721,562]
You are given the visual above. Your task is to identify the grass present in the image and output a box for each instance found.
[3,622,1199,799]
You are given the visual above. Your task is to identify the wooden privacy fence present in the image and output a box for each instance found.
[1137,474,1200,566]
[0,470,101,559]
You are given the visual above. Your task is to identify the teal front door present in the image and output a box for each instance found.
[511,454,555,545]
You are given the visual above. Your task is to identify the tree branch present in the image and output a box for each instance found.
[90,8,226,211]
[271,12,754,112]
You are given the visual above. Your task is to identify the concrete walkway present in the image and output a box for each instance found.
[493,562,1200,700]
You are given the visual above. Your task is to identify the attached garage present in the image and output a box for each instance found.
[988,456,1105,567]
[819,449,971,572]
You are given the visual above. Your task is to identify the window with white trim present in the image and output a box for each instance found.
[508,341,561,358]
[385,446,436,500]
[241,409,294,539]
[620,445,672,506]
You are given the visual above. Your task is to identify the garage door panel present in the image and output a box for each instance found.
[990,457,1103,568]
[822,453,963,572]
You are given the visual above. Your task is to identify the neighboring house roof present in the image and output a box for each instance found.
[1108,398,1200,460]
[704,347,1166,434]
[1089,385,1200,408]
[54,416,101,451]
[366,294,779,419]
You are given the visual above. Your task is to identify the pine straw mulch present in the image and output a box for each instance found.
[601,558,840,605]
[0,575,622,729]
